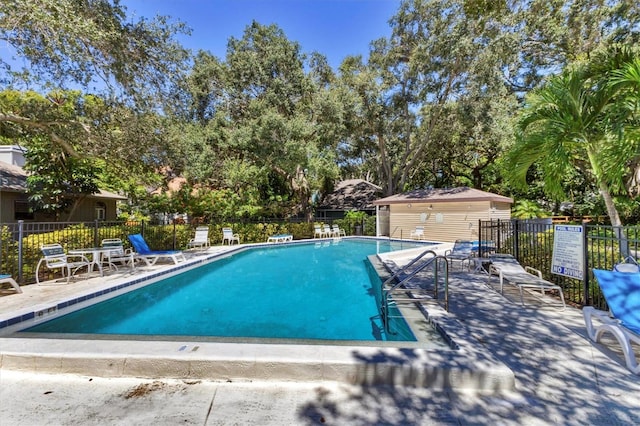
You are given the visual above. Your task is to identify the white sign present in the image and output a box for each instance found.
[551,225,584,279]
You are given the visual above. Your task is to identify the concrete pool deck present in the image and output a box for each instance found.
[2,241,640,424]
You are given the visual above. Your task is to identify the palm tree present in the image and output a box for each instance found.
[608,57,640,198]
[507,55,639,227]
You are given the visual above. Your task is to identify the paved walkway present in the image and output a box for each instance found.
[1,248,640,425]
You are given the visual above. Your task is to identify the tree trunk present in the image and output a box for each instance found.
[599,181,622,226]
[65,197,85,222]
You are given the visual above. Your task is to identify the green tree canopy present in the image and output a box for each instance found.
[0,0,190,165]
[507,47,640,226]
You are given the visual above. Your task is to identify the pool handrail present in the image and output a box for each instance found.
[381,249,450,334]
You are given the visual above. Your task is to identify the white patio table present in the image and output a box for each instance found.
[68,247,114,277]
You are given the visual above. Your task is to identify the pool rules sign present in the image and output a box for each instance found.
[551,225,584,279]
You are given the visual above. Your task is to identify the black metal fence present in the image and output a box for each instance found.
[479,219,640,310]
[1,216,376,286]
[0,220,174,285]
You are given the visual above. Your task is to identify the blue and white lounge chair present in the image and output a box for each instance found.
[127,234,186,266]
[613,256,640,273]
[0,274,22,293]
[584,269,640,374]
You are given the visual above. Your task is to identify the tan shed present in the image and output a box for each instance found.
[373,187,513,242]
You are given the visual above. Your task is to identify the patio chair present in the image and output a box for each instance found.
[221,227,240,245]
[313,224,324,238]
[332,224,346,237]
[35,243,91,284]
[187,226,210,249]
[0,274,22,293]
[410,226,424,240]
[100,238,135,271]
[127,234,186,266]
[444,240,475,271]
[584,269,640,374]
[322,224,333,238]
[487,254,566,308]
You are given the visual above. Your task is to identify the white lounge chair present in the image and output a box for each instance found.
[222,227,240,245]
[36,243,91,284]
[410,226,424,240]
[101,238,135,271]
[127,234,186,266]
[488,254,566,308]
[313,224,324,238]
[187,226,210,249]
[585,269,640,374]
[0,274,22,293]
[267,234,293,243]
[322,224,333,238]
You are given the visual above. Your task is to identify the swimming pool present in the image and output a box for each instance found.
[23,239,432,341]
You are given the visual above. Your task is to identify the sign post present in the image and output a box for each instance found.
[551,225,584,280]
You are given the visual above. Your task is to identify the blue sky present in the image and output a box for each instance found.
[124,0,401,68]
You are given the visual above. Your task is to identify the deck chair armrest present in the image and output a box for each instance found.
[525,266,542,278]
[487,265,504,284]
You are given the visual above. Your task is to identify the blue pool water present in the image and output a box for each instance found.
[24,239,431,341]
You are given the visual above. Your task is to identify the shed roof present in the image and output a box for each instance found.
[0,161,26,191]
[373,186,513,205]
[318,179,383,211]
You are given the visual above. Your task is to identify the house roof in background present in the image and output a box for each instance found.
[0,161,127,200]
[0,161,27,191]
[318,179,383,211]
[374,187,513,205]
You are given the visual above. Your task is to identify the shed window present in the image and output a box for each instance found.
[14,200,35,220]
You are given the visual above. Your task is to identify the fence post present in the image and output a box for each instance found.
[173,221,177,250]
[94,220,99,247]
[582,221,590,306]
[615,225,629,259]
[513,219,520,260]
[17,220,24,283]
[141,220,145,238]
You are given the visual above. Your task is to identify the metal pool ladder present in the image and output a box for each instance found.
[380,249,449,334]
